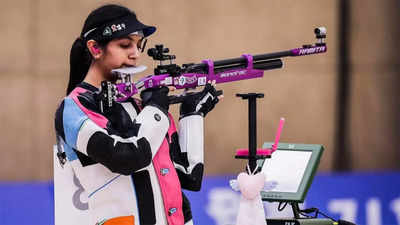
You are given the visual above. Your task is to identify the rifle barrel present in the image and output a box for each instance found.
[253,59,283,70]
[253,50,293,61]
[187,50,290,73]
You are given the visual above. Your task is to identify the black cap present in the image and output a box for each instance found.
[83,13,156,42]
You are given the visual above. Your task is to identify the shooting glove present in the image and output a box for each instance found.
[140,86,170,114]
[180,83,220,118]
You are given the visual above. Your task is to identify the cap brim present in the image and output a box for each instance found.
[113,21,156,39]
[133,20,156,37]
[142,26,156,37]
[85,14,157,41]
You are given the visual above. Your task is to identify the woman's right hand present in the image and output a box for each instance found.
[140,86,170,113]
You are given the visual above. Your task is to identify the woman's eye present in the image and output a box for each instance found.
[120,43,131,48]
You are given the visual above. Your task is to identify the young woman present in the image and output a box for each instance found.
[55,4,220,225]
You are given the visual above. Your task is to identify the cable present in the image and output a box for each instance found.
[300,207,336,221]
[299,211,313,218]
[298,207,356,225]
[277,202,288,211]
[317,210,336,221]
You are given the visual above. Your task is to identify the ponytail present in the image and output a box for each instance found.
[66,38,91,95]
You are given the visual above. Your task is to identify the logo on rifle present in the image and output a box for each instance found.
[220,70,246,78]
[198,77,207,86]
[185,76,197,85]
[148,80,153,88]
[299,46,326,55]
[161,77,173,86]
[178,76,186,86]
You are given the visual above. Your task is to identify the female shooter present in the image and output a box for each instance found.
[54,4,220,225]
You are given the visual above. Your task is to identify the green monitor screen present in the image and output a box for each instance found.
[259,142,324,203]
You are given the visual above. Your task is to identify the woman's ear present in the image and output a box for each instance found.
[87,40,102,59]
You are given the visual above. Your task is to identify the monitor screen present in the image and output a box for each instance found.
[260,143,324,203]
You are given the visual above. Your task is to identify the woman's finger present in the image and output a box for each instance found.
[168,86,176,92]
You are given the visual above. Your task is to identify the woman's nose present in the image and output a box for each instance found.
[128,45,140,59]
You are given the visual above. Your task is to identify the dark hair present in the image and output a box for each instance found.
[66,4,134,95]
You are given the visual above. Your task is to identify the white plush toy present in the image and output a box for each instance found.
[230,165,277,225]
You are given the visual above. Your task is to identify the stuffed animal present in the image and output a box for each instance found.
[230,165,277,225]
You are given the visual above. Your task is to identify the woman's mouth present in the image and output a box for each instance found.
[121,64,136,68]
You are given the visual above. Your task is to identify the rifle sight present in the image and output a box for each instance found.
[147,44,176,61]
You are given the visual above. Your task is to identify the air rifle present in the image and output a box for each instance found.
[99,27,327,112]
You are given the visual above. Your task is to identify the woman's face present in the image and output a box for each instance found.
[98,34,144,73]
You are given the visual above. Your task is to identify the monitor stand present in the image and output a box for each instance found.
[291,202,301,219]
[265,202,333,225]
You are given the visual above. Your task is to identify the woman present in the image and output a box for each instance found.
[55,4,220,225]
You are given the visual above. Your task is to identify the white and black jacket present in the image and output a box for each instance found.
[54,82,204,225]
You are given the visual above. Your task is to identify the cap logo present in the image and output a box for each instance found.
[103,23,127,37]
[103,27,112,36]
[111,23,126,32]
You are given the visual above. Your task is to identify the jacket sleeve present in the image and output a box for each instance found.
[170,115,205,191]
[57,97,169,175]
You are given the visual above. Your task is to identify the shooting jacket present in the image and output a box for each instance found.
[55,82,204,225]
